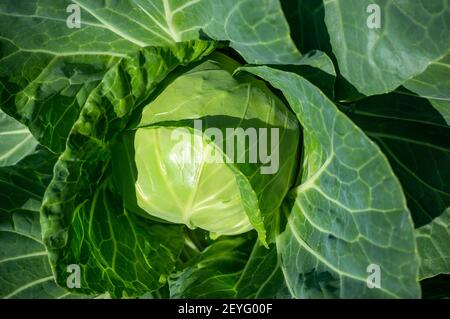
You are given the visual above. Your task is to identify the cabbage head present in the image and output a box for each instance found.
[112,53,300,239]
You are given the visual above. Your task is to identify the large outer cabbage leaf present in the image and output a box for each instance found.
[72,0,301,63]
[239,66,420,298]
[416,208,450,280]
[0,149,77,298]
[323,0,450,96]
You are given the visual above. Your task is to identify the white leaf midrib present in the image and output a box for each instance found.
[0,251,47,264]
[4,276,54,299]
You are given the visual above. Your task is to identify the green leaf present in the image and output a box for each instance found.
[0,109,37,167]
[239,66,420,298]
[429,100,450,125]
[0,32,120,153]
[235,241,291,298]
[269,50,336,99]
[0,0,140,57]
[0,0,300,66]
[416,208,450,280]
[0,1,127,152]
[0,210,78,299]
[0,148,56,215]
[40,41,215,297]
[0,149,74,298]
[292,50,335,76]
[55,179,184,297]
[169,237,253,298]
[170,236,290,298]
[282,0,332,55]
[343,91,450,226]
[403,50,450,127]
[404,52,450,101]
[324,0,450,96]
[74,0,301,64]
[1,56,119,152]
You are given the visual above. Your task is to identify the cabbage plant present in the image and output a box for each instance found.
[0,0,449,299]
